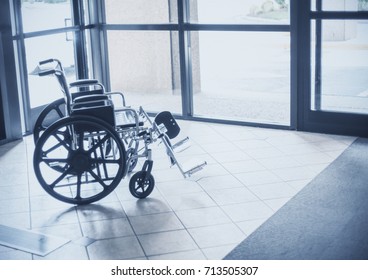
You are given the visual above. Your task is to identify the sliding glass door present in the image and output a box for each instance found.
[303,0,368,136]
[189,0,291,126]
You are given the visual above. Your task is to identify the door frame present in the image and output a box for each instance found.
[297,0,368,137]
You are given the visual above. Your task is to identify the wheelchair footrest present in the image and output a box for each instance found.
[182,159,207,177]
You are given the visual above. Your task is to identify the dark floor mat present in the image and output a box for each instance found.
[224,137,368,260]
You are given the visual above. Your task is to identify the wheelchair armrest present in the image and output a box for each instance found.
[104,91,126,107]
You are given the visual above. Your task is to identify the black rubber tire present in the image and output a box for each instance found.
[33,98,66,144]
[129,171,155,199]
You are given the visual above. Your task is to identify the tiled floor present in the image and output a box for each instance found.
[0,120,356,260]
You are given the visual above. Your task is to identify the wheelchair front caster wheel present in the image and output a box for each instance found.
[129,171,155,199]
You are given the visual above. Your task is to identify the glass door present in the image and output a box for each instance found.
[189,0,292,126]
[305,0,368,136]
[15,0,85,133]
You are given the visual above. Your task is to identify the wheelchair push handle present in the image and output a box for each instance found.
[39,58,64,72]
[39,58,55,65]
[38,69,56,76]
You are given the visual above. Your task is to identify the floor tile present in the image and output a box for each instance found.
[0,173,28,187]
[200,142,239,154]
[122,196,172,217]
[235,170,283,186]
[188,163,230,179]
[176,206,231,228]
[0,212,31,229]
[164,192,216,211]
[234,139,273,150]
[222,159,265,174]
[31,207,79,228]
[248,182,298,200]
[206,187,259,205]
[291,152,334,165]
[202,244,238,260]
[157,180,203,197]
[0,184,29,200]
[76,201,126,223]
[81,218,134,239]
[197,174,244,191]
[276,143,321,156]
[129,212,184,235]
[148,249,206,260]
[257,156,302,170]
[0,249,32,260]
[88,236,145,260]
[312,140,350,152]
[30,195,72,212]
[210,150,252,163]
[138,229,198,256]
[221,201,274,222]
[263,197,291,212]
[236,218,267,236]
[188,223,245,248]
[0,197,29,214]
[244,146,285,159]
[271,166,321,181]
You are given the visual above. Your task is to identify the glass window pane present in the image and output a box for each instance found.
[107,31,181,114]
[21,0,72,33]
[26,33,76,108]
[322,0,368,11]
[105,0,178,24]
[192,31,290,125]
[189,0,290,24]
[312,0,368,11]
[311,20,368,114]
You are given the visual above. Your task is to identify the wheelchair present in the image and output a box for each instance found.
[32,59,207,205]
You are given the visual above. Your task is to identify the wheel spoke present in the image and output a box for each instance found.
[49,166,73,189]
[88,134,110,155]
[53,133,73,153]
[43,141,64,155]
[75,174,82,200]
[135,179,145,192]
[55,106,65,118]
[87,169,108,189]
[42,158,68,163]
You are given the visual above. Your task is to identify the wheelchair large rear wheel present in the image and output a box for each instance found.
[33,115,126,205]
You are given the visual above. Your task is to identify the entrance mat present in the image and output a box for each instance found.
[0,225,70,256]
[224,137,368,260]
